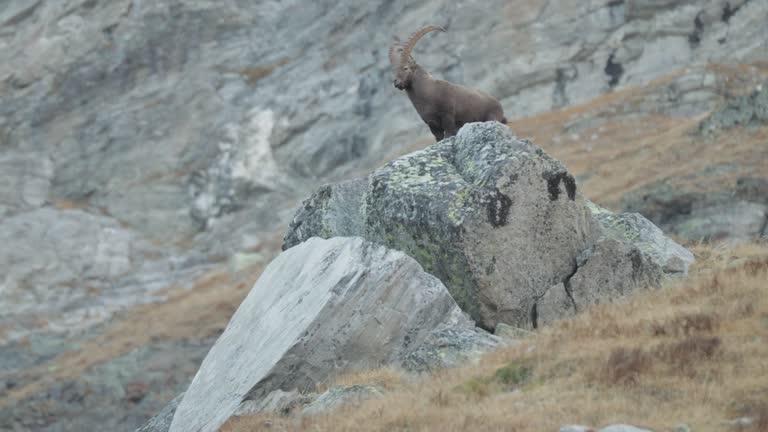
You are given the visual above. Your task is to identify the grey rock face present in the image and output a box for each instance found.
[700,83,768,133]
[169,237,475,432]
[622,179,768,244]
[403,308,503,372]
[567,238,663,315]
[234,390,309,417]
[0,152,53,217]
[135,393,183,432]
[284,122,679,330]
[587,202,695,274]
[301,385,383,416]
[598,425,654,432]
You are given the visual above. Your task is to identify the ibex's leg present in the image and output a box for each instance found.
[442,115,458,138]
[429,125,444,142]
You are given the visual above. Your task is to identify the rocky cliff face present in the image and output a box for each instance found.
[1,0,766,431]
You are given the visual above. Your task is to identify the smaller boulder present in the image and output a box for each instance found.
[587,201,694,274]
[135,393,183,432]
[168,237,489,432]
[302,385,383,416]
[234,390,309,417]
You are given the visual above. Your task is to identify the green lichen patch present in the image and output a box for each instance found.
[456,360,534,398]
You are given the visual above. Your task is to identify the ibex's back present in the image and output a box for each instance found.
[390,25,507,141]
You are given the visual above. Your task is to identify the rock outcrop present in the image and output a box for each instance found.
[168,236,495,432]
[284,122,689,330]
[3,0,764,430]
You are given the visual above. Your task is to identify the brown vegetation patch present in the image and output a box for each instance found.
[507,63,768,209]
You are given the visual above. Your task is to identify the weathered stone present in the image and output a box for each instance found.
[285,122,679,330]
[135,393,183,432]
[560,426,595,432]
[402,308,502,372]
[169,237,477,432]
[0,152,53,217]
[674,201,768,244]
[568,238,663,313]
[302,385,383,416]
[234,390,309,417]
[598,425,655,432]
[622,182,768,245]
[700,83,768,133]
[587,201,695,274]
[285,122,604,330]
[494,322,533,340]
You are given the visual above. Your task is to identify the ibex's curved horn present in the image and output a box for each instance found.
[401,25,446,63]
[389,36,404,68]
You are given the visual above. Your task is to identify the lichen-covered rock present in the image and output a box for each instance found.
[403,308,503,372]
[302,385,383,416]
[566,238,663,317]
[169,237,482,432]
[234,390,310,417]
[285,122,603,330]
[284,122,682,330]
[135,393,183,432]
[700,83,768,133]
[587,201,695,274]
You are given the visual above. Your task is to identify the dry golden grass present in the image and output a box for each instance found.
[507,63,768,208]
[226,243,768,432]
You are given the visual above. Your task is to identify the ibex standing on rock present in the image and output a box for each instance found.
[389,25,507,141]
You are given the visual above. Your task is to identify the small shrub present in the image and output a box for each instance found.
[655,336,722,372]
[603,347,652,385]
[650,312,719,337]
[457,361,534,398]
[494,361,533,388]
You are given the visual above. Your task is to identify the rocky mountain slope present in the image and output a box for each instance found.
[144,122,692,432]
[0,0,766,431]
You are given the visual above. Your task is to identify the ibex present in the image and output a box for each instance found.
[389,25,507,141]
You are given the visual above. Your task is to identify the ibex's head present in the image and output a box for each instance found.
[389,25,445,90]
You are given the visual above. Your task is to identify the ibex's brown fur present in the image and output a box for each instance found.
[390,25,507,141]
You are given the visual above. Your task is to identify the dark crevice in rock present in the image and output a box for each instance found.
[722,1,746,23]
[688,11,705,47]
[562,261,580,313]
[553,65,577,108]
[604,52,624,88]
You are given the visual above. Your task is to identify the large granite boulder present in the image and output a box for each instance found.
[284,122,690,330]
[168,236,495,432]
